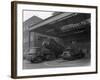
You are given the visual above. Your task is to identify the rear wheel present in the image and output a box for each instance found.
[30,56,43,63]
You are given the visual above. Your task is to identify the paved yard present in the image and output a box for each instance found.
[23,57,90,69]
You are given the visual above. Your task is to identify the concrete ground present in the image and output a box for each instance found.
[23,56,90,69]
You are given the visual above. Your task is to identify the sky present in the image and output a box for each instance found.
[23,10,54,21]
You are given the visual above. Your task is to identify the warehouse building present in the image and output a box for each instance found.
[23,12,91,69]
